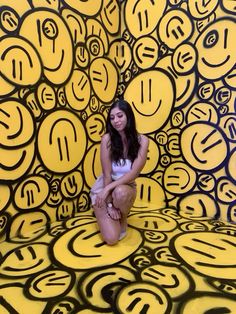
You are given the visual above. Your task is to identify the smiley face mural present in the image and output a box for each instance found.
[0,0,236,313]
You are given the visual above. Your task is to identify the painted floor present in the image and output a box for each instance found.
[1,204,236,314]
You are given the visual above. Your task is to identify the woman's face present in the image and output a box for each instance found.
[110,107,127,133]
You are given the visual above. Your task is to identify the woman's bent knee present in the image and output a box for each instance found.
[112,185,134,202]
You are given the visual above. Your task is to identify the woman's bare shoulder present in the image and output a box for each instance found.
[101,133,111,147]
[139,134,149,145]
[101,133,110,141]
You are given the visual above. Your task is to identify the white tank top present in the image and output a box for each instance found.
[111,159,132,181]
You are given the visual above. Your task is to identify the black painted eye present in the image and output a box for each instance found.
[203,30,219,48]
[42,19,58,40]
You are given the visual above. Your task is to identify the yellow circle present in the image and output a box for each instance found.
[38,110,87,173]
[124,69,175,134]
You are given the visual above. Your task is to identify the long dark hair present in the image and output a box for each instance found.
[106,99,140,163]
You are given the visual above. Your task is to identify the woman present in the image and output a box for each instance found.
[90,99,149,245]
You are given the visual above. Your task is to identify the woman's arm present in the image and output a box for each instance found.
[100,133,112,185]
[98,133,113,203]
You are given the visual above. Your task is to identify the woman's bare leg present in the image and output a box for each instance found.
[112,184,136,236]
[93,184,136,244]
[93,203,121,245]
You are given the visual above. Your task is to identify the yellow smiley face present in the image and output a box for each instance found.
[61,8,86,44]
[181,122,228,171]
[188,0,218,19]
[75,43,90,69]
[179,221,208,232]
[198,173,215,192]
[37,82,57,111]
[172,43,197,74]
[165,129,181,157]
[76,192,91,212]
[52,222,142,269]
[46,179,62,208]
[56,199,76,220]
[178,192,220,220]
[85,113,106,143]
[57,87,67,107]
[125,0,166,38]
[26,269,74,299]
[133,36,159,70]
[116,282,171,314]
[79,267,136,311]
[173,232,236,279]
[0,36,42,86]
[83,143,101,188]
[14,175,49,210]
[37,109,87,173]
[154,246,180,265]
[8,210,49,243]
[0,6,19,33]
[124,69,175,134]
[0,243,51,277]
[186,101,218,124]
[128,212,177,232]
[90,57,118,103]
[163,161,197,195]
[100,0,120,35]
[65,69,91,111]
[141,264,194,300]
[159,9,193,50]
[86,19,109,58]
[19,10,73,85]
[217,178,236,204]
[141,137,160,175]
[133,177,166,210]
[157,55,196,109]
[109,39,132,74]
[198,81,215,100]
[196,18,236,80]
[61,170,83,199]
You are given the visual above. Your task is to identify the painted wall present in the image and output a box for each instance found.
[0,0,235,242]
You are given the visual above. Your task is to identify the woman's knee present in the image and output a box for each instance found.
[112,185,132,202]
[112,186,136,208]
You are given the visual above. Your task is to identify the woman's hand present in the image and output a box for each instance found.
[95,186,110,208]
[107,206,121,220]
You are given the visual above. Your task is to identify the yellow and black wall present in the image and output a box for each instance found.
[0,0,236,241]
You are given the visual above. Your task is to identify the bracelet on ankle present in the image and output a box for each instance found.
[107,202,113,208]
